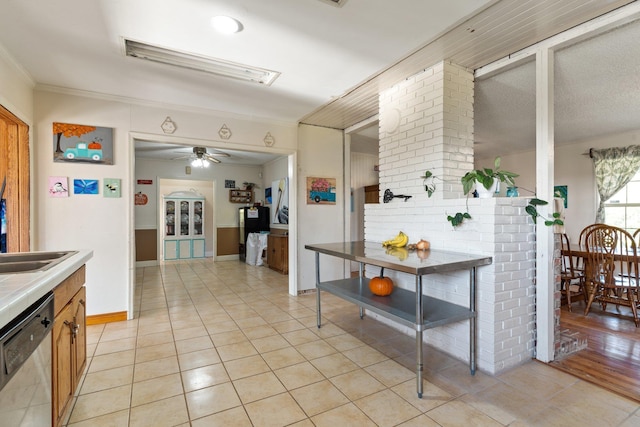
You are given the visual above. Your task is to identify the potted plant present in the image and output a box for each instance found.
[460,156,518,198]
[421,157,563,228]
[243,182,259,191]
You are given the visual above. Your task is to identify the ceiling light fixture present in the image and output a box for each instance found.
[211,15,243,34]
[124,39,279,85]
[191,157,210,168]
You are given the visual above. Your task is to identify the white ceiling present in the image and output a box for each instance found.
[475,17,640,160]
[0,0,492,124]
[1,0,638,164]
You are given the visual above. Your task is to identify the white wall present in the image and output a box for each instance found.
[491,129,640,242]
[297,124,346,291]
[32,90,297,317]
[350,152,378,242]
[0,46,33,124]
[34,93,131,316]
[136,157,264,227]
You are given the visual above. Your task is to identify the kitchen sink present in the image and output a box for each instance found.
[0,251,78,274]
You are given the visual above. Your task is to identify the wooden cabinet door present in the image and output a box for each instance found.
[0,106,30,251]
[72,287,87,382]
[53,303,74,427]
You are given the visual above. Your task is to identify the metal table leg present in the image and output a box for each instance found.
[316,252,322,329]
[359,262,364,319]
[416,275,423,398]
[470,267,477,375]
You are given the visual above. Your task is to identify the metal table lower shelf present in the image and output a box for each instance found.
[305,241,492,398]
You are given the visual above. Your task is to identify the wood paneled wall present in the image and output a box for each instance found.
[217,227,239,256]
[135,229,157,261]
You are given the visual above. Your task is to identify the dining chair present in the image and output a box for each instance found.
[560,233,586,312]
[583,225,640,326]
[576,223,606,276]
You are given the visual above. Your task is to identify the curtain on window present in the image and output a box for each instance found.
[591,145,640,222]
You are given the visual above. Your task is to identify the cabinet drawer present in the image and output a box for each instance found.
[53,265,86,317]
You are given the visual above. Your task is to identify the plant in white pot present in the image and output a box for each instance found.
[422,156,561,228]
[461,156,518,198]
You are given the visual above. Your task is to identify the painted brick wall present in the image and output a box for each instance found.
[367,61,538,374]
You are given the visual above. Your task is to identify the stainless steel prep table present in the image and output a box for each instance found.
[305,241,492,398]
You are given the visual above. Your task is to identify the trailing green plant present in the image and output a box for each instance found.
[421,171,437,197]
[421,157,562,228]
[525,198,564,226]
[460,156,519,195]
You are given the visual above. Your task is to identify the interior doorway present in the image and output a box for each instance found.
[129,134,298,317]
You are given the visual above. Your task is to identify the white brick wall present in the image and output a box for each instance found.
[368,61,537,375]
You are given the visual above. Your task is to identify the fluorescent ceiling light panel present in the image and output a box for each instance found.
[124,39,279,86]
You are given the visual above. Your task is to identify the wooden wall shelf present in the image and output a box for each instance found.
[230,189,253,204]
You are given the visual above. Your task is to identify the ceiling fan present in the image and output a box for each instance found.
[172,146,230,167]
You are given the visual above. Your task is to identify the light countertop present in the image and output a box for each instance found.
[0,249,93,330]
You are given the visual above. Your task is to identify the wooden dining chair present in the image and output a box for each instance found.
[576,223,606,277]
[583,225,640,326]
[560,233,586,312]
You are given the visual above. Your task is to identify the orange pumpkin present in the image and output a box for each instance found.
[369,268,394,296]
[88,141,102,149]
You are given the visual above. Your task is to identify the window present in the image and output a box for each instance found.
[604,169,640,234]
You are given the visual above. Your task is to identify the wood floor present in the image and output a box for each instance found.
[550,301,640,402]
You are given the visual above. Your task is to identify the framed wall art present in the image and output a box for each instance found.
[53,122,114,165]
[554,185,568,208]
[73,179,99,195]
[306,177,336,205]
[48,176,69,197]
[104,178,121,198]
[272,178,289,224]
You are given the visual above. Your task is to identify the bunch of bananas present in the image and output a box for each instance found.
[385,246,409,261]
[382,231,409,248]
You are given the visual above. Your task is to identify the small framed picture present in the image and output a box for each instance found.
[104,178,121,198]
[48,176,69,197]
[73,179,99,195]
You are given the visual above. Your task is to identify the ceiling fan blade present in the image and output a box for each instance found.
[204,154,221,163]
[207,151,230,157]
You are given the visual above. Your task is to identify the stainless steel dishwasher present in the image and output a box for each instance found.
[0,292,54,426]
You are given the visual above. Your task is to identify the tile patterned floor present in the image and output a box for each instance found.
[65,259,640,426]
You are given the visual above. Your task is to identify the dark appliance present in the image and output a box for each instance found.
[239,206,270,261]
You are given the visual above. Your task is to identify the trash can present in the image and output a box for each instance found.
[246,233,268,266]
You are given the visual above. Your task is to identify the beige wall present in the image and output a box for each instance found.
[493,129,640,243]
[32,89,297,317]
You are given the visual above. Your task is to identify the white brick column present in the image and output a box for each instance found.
[379,61,473,200]
[366,61,537,375]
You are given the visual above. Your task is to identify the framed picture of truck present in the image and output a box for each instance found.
[306,177,336,205]
[53,122,114,165]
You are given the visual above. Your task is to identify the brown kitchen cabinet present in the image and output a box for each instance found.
[52,266,87,427]
[364,184,379,204]
[267,234,288,274]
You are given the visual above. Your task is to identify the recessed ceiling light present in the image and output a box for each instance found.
[211,16,243,34]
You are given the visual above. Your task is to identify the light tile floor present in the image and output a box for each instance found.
[66,260,640,426]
